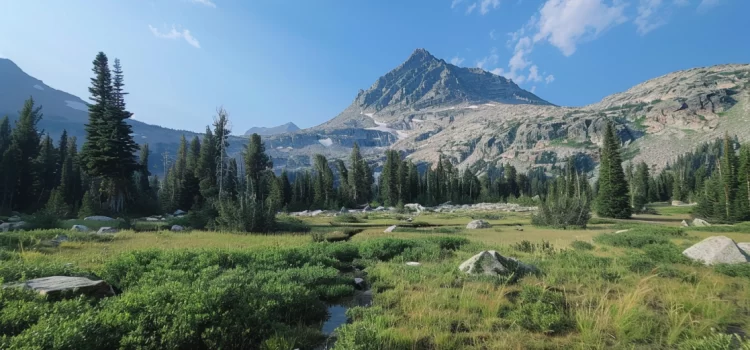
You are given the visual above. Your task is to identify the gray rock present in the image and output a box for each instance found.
[406,262,421,266]
[466,220,491,229]
[5,276,115,298]
[384,225,397,233]
[97,227,118,234]
[375,206,385,211]
[682,236,750,265]
[71,225,89,232]
[0,222,11,232]
[171,225,185,232]
[174,209,186,216]
[84,216,115,221]
[672,200,685,206]
[146,217,161,222]
[681,220,690,227]
[515,225,524,231]
[458,251,536,276]
[8,215,21,222]
[340,207,347,213]
[738,243,750,256]
[692,218,711,227]
[353,277,365,289]
[1,221,26,232]
[311,210,324,216]
[404,203,425,213]
[362,205,371,212]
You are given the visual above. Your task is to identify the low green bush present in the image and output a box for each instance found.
[276,216,311,233]
[594,231,670,248]
[570,240,594,251]
[332,214,362,224]
[358,239,417,261]
[623,253,656,274]
[511,240,555,255]
[642,243,689,264]
[714,263,750,278]
[470,213,502,220]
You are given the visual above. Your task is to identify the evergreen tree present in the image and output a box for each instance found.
[244,134,272,201]
[80,53,139,213]
[213,109,231,197]
[738,145,750,220]
[347,143,368,204]
[10,98,44,212]
[56,130,68,187]
[312,154,334,208]
[595,121,632,218]
[279,170,292,209]
[632,162,650,213]
[60,136,83,208]
[719,133,739,220]
[34,135,58,207]
[0,116,13,213]
[334,159,350,206]
[197,127,217,202]
[380,150,400,206]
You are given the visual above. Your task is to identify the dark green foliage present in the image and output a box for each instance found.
[505,285,572,334]
[642,243,690,264]
[332,213,362,223]
[624,253,657,273]
[7,98,43,213]
[714,263,750,278]
[358,239,418,261]
[595,121,632,218]
[594,231,671,248]
[631,162,650,213]
[80,53,139,214]
[570,240,594,250]
[532,195,591,228]
[511,240,555,255]
[275,216,311,233]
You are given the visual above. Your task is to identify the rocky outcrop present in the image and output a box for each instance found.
[466,220,491,229]
[97,227,118,234]
[692,218,711,227]
[459,251,536,277]
[682,236,750,265]
[5,276,115,299]
[84,216,114,221]
[384,225,397,233]
[71,225,89,232]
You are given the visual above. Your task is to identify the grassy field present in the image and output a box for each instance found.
[2,205,750,349]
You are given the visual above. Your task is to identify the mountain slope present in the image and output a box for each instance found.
[245,122,300,136]
[264,50,750,174]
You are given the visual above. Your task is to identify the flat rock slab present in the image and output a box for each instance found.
[7,276,115,298]
[692,218,711,227]
[406,262,421,266]
[97,227,118,234]
[466,220,491,229]
[384,225,397,233]
[84,216,115,221]
[737,243,750,256]
[459,250,536,276]
[682,236,749,265]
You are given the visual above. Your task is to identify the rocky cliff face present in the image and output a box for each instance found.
[264,50,750,174]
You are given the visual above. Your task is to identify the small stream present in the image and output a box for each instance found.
[317,284,373,350]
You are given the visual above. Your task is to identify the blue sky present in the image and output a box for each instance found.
[0,0,748,134]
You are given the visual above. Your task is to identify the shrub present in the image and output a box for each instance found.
[623,254,656,274]
[358,239,417,261]
[714,263,750,278]
[427,236,470,251]
[23,212,60,230]
[531,196,590,229]
[511,240,555,255]
[470,213,502,220]
[276,216,311,233]
[506,285,572,334]
[678,332,750,349]
[570,240,594,251]
[594,232,670,248]
[642,243,689,264]
[332,214,362,224]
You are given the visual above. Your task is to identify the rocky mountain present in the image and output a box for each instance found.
[263,49,750,174]
[244,122,300,136]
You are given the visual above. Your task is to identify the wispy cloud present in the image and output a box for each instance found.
[635,0,667,35]
[479,0,501,14]
[530,86,537,93]
[545,75,555,84]
[450,56,466,66]
[189,0,216,8]
[451,0,464,8]
[466,3,478,14]
[149,25,201,48]
[489,29,496,40]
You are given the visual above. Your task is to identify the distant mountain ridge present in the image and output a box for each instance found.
[245,122,300,136]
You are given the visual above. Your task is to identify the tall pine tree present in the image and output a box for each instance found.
[595,121,632,218]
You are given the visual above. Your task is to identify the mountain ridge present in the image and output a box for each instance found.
[244,122,300,136]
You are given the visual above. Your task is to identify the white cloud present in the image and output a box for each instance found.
[545,75,555,84]
[533,0,628,56]
[527,65,542,82]
[490,29,496,40]
[635,0,670,35]
[476,48,499,69]
[480,0,501,14]
[530,86,537,93]
[149,25,201,48]
[450,56,465,66]
[451,0,464,8]
[673,0,689,5]
[189,0,216,8]
[490,68,505,76]
[466,2,478,14]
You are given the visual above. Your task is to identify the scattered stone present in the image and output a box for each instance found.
[375,206,385,211]
[404,203,426,213]
[682,236,750,265]
[0,222,12,232]
[384,225,397,233]
[466,220,491,229]
[672,200,685,206]
[458,251,536,276]
[84,216,114,221]
[174,209,186,216]
[406,217,413,222]
[362,205,371,212]
[1,221,26,232]
[97,227,118,234]
[340,207,347,213]
[171,225,185,232]
[615,229,630,234]
[515,225,524,231]
[5,276,115,299]
[311,210,324,216]
[8,216,21,222]
[692,218,711,227]
[681,220,689,227]
[353,278,365,289]
[406,262,421,266]
[71,225,89,232]
[146,217,160,222]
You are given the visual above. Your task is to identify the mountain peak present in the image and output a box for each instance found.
[244,122,300,136]
[403,48,438,66]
